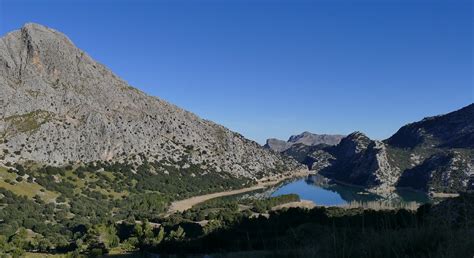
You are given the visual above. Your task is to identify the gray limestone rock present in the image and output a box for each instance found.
[0,23,300,179]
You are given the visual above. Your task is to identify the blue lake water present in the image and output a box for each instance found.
[271,179,349,206]
[270,176,430,206]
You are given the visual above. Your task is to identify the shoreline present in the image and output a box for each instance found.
[315,174,459,200]
[166,169,309,214]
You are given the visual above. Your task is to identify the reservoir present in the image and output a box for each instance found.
[270,175,431,208]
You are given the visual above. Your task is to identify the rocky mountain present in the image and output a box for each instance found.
[264,132,344,152]
[318,132,401,192]
[282,143,329,164]
[0,23,300,179]
[315,105,474,194]
[288,131,345,146]
[385,104,474,149]
[264,138,293,153]
[397,151,472,193]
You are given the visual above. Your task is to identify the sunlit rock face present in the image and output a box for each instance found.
[0,23,300,179]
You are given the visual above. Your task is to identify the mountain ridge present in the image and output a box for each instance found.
[385,104,474,149]
[0,23,300,179]
[264,132,345,152]
[315,105,474,194]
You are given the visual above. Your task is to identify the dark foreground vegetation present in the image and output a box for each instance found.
[153,194,474,258]
[0,161,473,257]
[0,161,252,257]
[2,189,473,257]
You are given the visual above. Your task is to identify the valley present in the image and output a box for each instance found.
[266,104,474,196]
[0,23,472,258]
[168,169,309,213]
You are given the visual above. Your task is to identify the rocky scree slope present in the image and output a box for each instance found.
[314,105,474,193]
[0,23,300,179]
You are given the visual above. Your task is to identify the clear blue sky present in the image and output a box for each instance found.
[1,0,472,144]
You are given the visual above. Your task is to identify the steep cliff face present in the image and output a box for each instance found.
[319,132,400,191]
[0,23,299,178]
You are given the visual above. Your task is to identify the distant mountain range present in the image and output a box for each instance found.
[276,105,474,194]
[0,23,300,179]
[264,132,345,152]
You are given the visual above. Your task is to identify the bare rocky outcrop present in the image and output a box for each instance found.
[318,132,400,192]
[0,23,300,179]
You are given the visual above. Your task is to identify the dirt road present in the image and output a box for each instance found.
[167,169,309,214]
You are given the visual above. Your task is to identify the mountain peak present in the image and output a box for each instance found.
[347,131,369,139]
[1,23,89,88]
[19,22,73,46]
[287,132,344,144]
[22,22,49,30]
[264,132,344,153]
[340,131,371,144]
[385,103,474,149]
[0,24,300,178]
